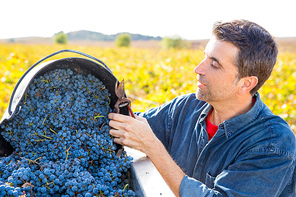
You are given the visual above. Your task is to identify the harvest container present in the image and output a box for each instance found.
[0,50,174,196]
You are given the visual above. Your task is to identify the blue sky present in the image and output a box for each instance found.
[1,0,295,40]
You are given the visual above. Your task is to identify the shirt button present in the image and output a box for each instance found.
[270,147,275,152]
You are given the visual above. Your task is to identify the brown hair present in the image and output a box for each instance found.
[212,19,278,95]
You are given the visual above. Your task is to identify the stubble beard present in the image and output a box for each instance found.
[195,88,211,102]
[196,82,238,103]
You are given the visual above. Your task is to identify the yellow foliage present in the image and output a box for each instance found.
[0,44,295,133]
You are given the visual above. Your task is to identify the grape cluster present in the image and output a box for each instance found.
[0,68,135,196]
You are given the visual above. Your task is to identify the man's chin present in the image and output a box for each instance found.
[195,90,206,101]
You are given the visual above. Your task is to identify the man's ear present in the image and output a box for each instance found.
[238,76,258,95]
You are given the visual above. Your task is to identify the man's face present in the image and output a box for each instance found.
[194,37,240,103]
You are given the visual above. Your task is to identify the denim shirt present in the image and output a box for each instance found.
[136,93,296,197]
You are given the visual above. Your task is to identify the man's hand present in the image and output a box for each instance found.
[108,113,159,156]
[108,112,185,197]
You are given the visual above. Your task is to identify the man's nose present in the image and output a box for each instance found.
[194,59,206,75]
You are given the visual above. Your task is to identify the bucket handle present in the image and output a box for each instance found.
[8,49,113,116]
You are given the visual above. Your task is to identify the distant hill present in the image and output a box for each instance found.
[66,30,162,41]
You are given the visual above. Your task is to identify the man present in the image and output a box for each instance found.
[108,20,296,196]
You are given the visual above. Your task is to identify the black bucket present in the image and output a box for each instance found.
[0,49,128,156]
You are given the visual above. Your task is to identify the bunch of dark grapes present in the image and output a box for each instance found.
[0,68,135,197]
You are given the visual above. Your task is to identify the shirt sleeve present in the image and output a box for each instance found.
[180,175,222,196]
[135,101,172,147]
[135,94,197,148]
[179,151,295,197]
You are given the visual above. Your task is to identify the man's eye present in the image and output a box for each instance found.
[211,63,219,69]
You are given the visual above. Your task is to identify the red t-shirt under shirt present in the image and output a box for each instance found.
[206,109,218,140]
[206,98,256,140]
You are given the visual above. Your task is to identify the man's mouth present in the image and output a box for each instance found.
[196,76,206,87]
[197,81,206,88]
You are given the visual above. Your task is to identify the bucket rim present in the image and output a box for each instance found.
[1,55,128,124]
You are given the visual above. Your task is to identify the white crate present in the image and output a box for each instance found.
[126,147,175,197]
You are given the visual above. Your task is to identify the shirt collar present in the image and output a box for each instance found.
[199,93,264,138]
